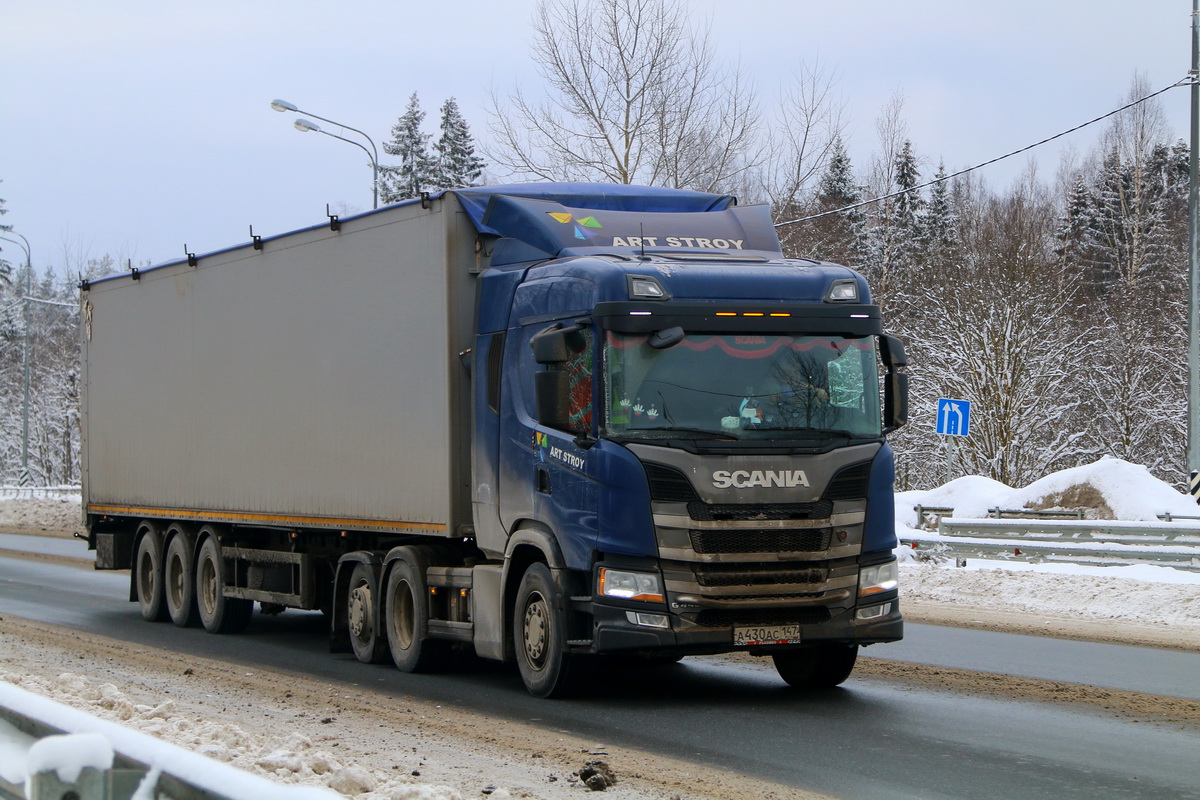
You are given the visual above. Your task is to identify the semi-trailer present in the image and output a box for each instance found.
[81,183,907,697]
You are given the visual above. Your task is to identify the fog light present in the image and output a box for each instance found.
[626,611,669,628]
[856,602,892,621]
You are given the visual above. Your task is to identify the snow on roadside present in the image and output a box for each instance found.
[0,669,485,800]
[894,456,1200,633]
[896,456,1200,524]
[0,492,82,533]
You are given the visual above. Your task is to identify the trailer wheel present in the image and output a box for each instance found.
[513,562,579,698]
[134,524,168,622]
[196,535,252,634]
[384,549,449,673]
[348,562,389,664]
[772,644,858,689]
[164,528,200,627]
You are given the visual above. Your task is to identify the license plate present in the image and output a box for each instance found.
[733,625,801,646]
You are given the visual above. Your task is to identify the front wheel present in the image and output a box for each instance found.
[513,562,580,698]
[772,644,858,688]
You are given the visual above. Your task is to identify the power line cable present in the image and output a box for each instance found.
[774,76,1195,228]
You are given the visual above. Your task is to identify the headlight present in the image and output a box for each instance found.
[598,568,664,603]
[858,561,898,597]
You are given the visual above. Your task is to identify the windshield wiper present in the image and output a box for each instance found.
[750,428,863,439]
[617,426,738,441]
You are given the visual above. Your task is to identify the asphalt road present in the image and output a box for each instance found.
[2,547,1199,799]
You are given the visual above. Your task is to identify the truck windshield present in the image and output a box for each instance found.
[603,332,881,439]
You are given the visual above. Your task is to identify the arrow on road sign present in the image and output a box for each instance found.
[936,398,971,437]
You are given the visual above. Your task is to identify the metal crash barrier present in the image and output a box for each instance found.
[0,682,338,800]
[913,517,1200,572]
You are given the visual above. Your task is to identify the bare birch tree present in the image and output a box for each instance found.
[487,0,761,191]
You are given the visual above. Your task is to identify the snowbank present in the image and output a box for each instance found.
[0,491,82,532]
[0,678,346,800]
[897,456,1200,523]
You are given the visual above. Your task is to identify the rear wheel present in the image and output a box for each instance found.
[134,523,168,622]
[348,562,389,664]
[513,562,580,698]
[772,644,858,688]
[164,527,199,627]
[196,533,253,634]
[385,548,449,673]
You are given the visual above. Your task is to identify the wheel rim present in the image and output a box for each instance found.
[349,581,372,642]
[199,554,218,617]
[392,579,415,649]
[167,549,185,608]
[522,591,549,668]
[138,547,156,602]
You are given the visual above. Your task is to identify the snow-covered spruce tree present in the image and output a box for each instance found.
[433,97,485,190]
[381,93,437,203]
[920,163,959,271]
[777,136,866,267]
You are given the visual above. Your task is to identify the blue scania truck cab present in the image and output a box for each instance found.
[462,184,906,695]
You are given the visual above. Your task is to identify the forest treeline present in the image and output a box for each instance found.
[1,0,1191,491]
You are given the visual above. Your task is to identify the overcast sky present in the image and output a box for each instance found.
[2,1,1195,275]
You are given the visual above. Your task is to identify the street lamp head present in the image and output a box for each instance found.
[293,118,321,133]
[271,99,299,113]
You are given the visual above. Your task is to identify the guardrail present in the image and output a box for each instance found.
[913,506,1085,531]
[0,487,80,500]
[901,517,1200,572]
[0,681,338,800]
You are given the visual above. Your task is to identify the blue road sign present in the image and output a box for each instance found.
[936,398,971,437]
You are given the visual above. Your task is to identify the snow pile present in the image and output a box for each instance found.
[895,457,1200,632]
[0,671,477,800]
[896,456,1199,525]
[0,492,82,532]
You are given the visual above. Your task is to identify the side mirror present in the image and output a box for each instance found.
[648,326,685,350]
[531,324,585,365]
[530,323,590,434]
[535,370,572,430]
[880,335,907,369]
[880,334,908,433]
[884,372,909,432]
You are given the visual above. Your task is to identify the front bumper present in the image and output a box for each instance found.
[585,595,903,656]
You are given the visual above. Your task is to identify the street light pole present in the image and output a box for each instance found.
[1,232,32,485]
[270,99,380,209]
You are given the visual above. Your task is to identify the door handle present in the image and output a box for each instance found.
[536,465,551,494]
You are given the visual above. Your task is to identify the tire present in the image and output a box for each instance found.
[196,533,253,634]
[134,523,168,622]
[348,562,389,664]
[772,644,859,689]
[513,562,580,698]
[164,527,200,627]
[384,549,449,673]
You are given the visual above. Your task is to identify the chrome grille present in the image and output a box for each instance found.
[689,528,832,554]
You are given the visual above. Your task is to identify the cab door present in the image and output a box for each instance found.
[496,322,599,570]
